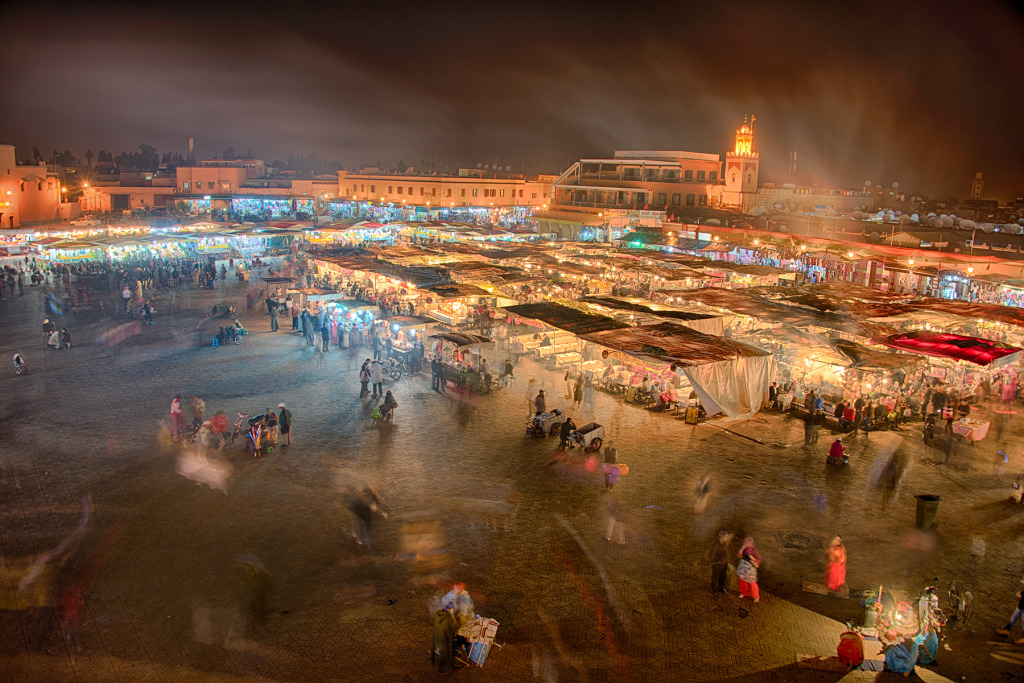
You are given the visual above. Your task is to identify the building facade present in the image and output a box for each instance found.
[0,145,64,228]
[337,169,554,209]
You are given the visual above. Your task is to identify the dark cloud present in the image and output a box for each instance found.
[2,1,1022,198]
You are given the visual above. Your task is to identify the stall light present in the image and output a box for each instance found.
[848,252,854,258]
[908,259,914,265]
[968,266,974,273]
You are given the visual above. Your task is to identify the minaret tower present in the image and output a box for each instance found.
[723,115,760,212]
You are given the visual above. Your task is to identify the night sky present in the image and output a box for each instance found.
[3,1,1023,199]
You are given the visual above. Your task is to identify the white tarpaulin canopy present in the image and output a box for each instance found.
[681,355,778,420]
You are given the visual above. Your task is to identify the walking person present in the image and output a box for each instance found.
[320,321,330,352]
[534,389,547,416]
[278,403,291,446]
[736,537,762,602]
[604,493,626,545]
[710,531,733,593]
[430,356,440,391]
[995,575,1024,644]
[572,376,584,411]
[370,359,383,399]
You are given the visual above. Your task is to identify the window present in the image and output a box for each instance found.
[657,192,667,205]
[419,187,424,196]
[388,186,393,193]
[431,188,436,196]
[698,194,708,206]
[183,181,190,190]
[461,189,466,198]
[408,186,413,195]
[500,189,505,198]
[684,170,694,181]
[709,172,717,182]
[360,184,365,192]
[446,189,452,198]
[686,194,695,206]
[671,193,681,205]
[696,171,705,181]
[532,193,537,199]
[472,188,478,197]
[519,190,524,198]
[370,185,374,193]
[397,186,402,194]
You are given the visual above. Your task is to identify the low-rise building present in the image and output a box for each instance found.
[0,144,65,228]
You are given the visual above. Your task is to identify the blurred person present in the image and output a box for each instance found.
[278,403,291,446]
[12,351,27,375]
[824,536,847,593]
[710,531,733,593]
[60,327,72,350]
[191,395,206,430]
[42,317,55,344]
[210,410,229,450]
[170,395,185,441]
[525,378,537,416]
[572,376,584,410]
[236,554,272,626]
[995,575,1024,644]
[534,388,547,416]
[431,606,458,673]
[694,475,711,514]
[47,329,60,350]
[604,493,626,545]
[736,537,762,602]
[558,417,577,449]
[441,581,475,626]
[346,485,387,552]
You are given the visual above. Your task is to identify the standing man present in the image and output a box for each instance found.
[430,356,440,391]
[191,395,206,430]
[710,531,733,594]
[321,320,330,352]
[370,360,384,399]
[278,403,292,446]
[269,299,280,332]
[480,357,492,393]
[170,395,185,442]
[359,359,372,397]
[534,389,547,416]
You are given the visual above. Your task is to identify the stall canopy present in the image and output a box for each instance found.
[832,339,923,370]
[428,283,494,299]
[871,331,1022,366]
[577,322,776,420]
[680,288,895,337]
[503,302,627,335]
[388,315,436,327]
[579,296,724,336]
[429,332,493,346]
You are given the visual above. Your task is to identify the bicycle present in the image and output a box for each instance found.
[946,579,974,628]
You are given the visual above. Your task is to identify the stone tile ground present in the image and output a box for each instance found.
[0,270,1021,681]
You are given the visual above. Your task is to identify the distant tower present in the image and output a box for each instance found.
[723,115,760,212]
[970,171,984,200]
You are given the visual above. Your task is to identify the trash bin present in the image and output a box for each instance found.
[915,494,940,529]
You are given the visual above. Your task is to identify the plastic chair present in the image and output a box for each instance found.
[211,337,219,347]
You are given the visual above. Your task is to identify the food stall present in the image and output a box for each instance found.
[430,331,495,391]
[424,284,494,327]
[387,315,436,364]
[952,417,990,444]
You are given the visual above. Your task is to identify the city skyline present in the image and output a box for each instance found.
[2,1,1023,199]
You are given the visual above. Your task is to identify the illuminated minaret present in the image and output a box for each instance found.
[723,115,760,212]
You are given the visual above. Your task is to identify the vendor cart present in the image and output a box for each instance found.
[526,409,568,438]
[952,418,990,445]
[569,422,604,451]
[454,616,502,668]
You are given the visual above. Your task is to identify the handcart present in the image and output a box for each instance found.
[569,422,604,451]
[526,409,567,438]
[454,616,502,668]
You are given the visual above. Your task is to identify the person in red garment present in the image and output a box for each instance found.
[824,536,847,592]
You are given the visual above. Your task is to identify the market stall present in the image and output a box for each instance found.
[387,315,436,361]
[430,332,495,392]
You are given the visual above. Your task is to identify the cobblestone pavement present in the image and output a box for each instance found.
[1,272,1022,681]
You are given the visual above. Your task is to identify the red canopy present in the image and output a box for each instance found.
[872,330,1022,366]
